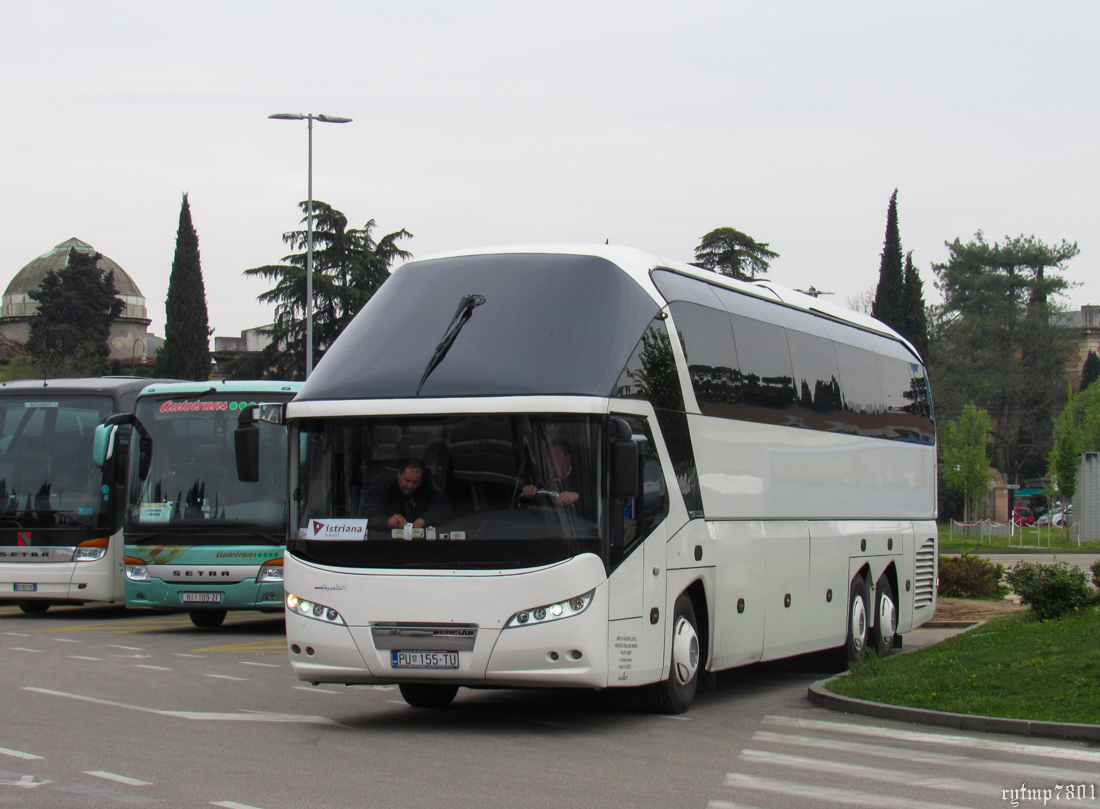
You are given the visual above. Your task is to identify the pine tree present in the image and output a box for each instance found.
[1081,350,1100,391]
[691,227,779,281]
[26,248,124,378]
[871,189,905,333]
[158,194,211,380]
[900,250,929,358]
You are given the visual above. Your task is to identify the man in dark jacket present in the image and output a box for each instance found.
[359,458,451,531]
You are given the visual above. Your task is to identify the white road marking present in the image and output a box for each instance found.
[293,686,337,694]
[708,803,769,809]
[110,645,143,651]
[0,774,51,787]
[85,770,153,786]
[10,647,42,653]
[205,674,249,681]
[22,686,345,726]
[3,632,30,637]
[724,772,973,809]
[739,749,990,795]
[172,653,206,658]
[762,715,1100,764]
[0,747,43,760]
[211,801,266,809]
[53,638,81,643]
[753,731,1099,781]
[239,661,280,667]
[69,656,102,661]
[135,665,173,671]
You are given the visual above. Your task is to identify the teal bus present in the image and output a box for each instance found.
[117,381,300,627]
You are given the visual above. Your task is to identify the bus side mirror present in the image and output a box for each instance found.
[92,412,134,468]
[93,424,116,468]
[611,417,640,498]
[235,406,261,483]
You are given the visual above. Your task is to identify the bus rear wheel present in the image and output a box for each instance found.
[641,593,700,714]
[872,575,897,657]
[844,575,870,665]
[18,601,50,615]
[189,609,227,628]
[398,683,459,708]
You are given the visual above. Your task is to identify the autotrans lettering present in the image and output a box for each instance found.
[215,551,281,559]
[158,400,260,414]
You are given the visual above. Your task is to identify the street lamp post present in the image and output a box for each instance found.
[132,338,146,368]
[268,113,353,379]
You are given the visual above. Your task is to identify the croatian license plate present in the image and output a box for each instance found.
[181,592,223,604]
[391,650,459,669]
[14,583,36,592]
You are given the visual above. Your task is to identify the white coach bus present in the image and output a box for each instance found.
[266,245,937,713]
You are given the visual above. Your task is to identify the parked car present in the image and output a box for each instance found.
[1037,504,1071,526]
[1012,505,1036,526]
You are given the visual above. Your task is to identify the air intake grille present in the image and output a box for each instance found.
[913,536,937,609]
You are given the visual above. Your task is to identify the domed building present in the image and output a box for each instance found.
[1,238,160,365]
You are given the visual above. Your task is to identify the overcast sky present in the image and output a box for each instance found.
[2,1,1096,343]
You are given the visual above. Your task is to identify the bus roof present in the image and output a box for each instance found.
[409,243,911,349]
[0,377,171,398]
[138,380,302,397]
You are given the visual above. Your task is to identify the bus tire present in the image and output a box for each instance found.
[189,609,227,628]
[844,575,870,665]
[641,593,700,714]
[398,683,459,708]
[18,601,50,615]
[872,575,897,657]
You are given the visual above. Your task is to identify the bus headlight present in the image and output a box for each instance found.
[258,559,284,582]
[124,556,150,581]
[286,592,344,625]
[73,538,109,562]
[504,590,594,628]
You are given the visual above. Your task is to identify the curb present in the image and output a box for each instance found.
[808,673,1100,743]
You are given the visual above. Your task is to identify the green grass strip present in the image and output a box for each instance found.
[826,606,1100,725]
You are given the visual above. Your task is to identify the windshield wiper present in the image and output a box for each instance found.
[416,294,485,395]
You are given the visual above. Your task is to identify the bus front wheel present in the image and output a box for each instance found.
[398,683,459,708]
[641,593,700,714]
[872,575,897,657]
[189,609,227,628]
[18,601,50,615]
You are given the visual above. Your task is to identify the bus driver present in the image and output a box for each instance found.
[359,458,451,531]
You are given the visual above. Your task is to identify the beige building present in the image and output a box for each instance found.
[1,237,160,366]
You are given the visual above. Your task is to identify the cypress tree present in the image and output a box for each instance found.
[872,189,905,333]
[158,194,211,380]
[1081,350,1100,391]
[901,250,929,358]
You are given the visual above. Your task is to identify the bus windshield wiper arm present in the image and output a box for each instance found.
[416,294,485,395]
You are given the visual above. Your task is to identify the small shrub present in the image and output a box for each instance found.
[1091,559,1100,589]
[938,552,1008,599]
[1005,561,1099,621]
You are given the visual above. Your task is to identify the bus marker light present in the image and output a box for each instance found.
[286,593,300,610]
[550,603,564,617]
[533,607,546,621]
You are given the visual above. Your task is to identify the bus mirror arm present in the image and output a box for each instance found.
[234,407,261,483]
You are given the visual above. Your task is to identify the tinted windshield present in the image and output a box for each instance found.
[289,414,607,569]
[0,395,113,531]
[125,394,293,544]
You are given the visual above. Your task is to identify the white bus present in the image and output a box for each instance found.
[270,245,937,713]
[0,377,162,614]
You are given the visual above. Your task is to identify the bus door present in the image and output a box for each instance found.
[607,413,671,686]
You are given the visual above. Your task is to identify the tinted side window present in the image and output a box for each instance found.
[729,314,796,414]
[613,317,702,518]
[786,329,843,424]
[667,301,741,416]
[833,342,885,436]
